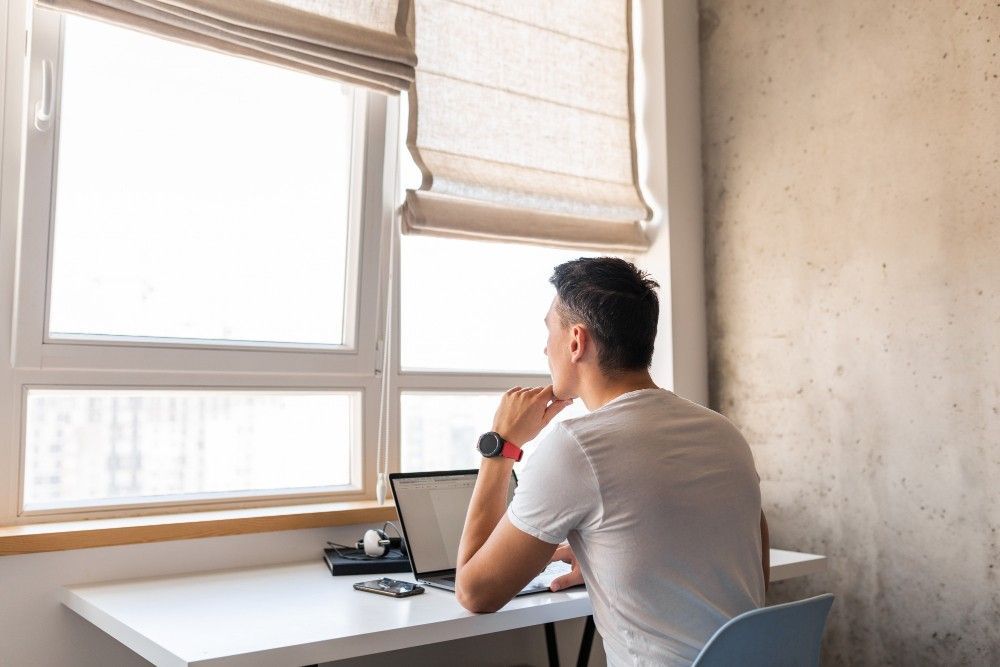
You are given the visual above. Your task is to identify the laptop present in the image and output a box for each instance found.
[389,470,571,595]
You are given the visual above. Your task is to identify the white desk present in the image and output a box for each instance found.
[61,549,826,667]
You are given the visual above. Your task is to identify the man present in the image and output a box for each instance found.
[456,257,768,666]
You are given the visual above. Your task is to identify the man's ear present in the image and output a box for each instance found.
[569,325,587,363]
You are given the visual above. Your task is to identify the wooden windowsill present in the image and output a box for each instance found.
[0,500,398,556]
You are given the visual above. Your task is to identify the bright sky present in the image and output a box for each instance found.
[48,16,353,345]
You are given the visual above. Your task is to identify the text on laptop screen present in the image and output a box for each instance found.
[393,473,516,575]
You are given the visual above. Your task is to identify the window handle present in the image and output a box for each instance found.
[34,59,54,131]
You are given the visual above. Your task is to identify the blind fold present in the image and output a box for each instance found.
[37,0,417,93]
[402,191,649,252]
[402,0,651,252]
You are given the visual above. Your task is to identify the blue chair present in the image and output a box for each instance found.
[691,594,834,667]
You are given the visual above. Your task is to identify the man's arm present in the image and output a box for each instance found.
[761,510,770,592]
[457,455,516,571]
[455,386,571,613]
[456,510,557,613]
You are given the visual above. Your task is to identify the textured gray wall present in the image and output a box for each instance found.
[698,1,999,665]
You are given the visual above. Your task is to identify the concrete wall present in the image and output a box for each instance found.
[699,1,999,664]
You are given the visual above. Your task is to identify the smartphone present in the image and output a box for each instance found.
[353,577,425,598]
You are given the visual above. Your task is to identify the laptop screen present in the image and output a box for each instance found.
[391,471,516,576]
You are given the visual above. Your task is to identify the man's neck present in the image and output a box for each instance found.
[579,371,660,411]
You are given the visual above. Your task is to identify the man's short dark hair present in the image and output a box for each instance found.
[549,257,660,373]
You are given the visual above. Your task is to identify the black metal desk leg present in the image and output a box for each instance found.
[576,615,595,667]
[544,621,560,667]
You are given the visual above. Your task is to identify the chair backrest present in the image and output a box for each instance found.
[691,594,834,667]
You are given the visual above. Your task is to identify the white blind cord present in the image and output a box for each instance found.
[375,220,395,506]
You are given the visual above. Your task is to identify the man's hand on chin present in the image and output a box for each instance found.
[492,385,573,446]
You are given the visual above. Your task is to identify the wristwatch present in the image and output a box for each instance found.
[477,431,523,461]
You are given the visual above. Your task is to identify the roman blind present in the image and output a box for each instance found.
[36,0,416,93]
[402,0,651,252]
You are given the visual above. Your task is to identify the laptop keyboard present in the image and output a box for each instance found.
[530,561,572,587]
[430,562,570,591]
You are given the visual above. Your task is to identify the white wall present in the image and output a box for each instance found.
[637,0,708,406]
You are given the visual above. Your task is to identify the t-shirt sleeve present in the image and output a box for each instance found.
[507,425,602,544]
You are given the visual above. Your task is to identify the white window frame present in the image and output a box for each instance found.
[14,7,387,376]
[0,2,402,525]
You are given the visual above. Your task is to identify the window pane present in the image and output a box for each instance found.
[23,389,358,510]
[48,16,356,346]
[400,392,589,472]
[401,235,592,373]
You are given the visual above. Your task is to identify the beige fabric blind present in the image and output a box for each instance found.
[402,0,651,252]
[37,0,416,93]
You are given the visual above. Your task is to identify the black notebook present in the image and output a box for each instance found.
[323,547,411,576]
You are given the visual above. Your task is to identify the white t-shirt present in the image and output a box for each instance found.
[507,388,764,666]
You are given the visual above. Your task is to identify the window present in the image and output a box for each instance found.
[400,234,591,374]
[2,6,390,521]
[47,17,357,347]
[399,391,588,473]
[394,234,598,474]
[0,4,664,528]
[24,389,359,511]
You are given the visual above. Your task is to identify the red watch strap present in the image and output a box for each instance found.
[500,440,523,462]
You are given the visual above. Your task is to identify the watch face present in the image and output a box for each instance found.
[477,432,502,457]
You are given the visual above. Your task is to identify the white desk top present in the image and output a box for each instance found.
[61,548,825,667]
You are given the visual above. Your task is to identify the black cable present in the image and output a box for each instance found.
[325,541,378,561]
[326,522,407,561]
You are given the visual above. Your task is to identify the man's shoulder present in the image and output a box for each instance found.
[559,389,747,446]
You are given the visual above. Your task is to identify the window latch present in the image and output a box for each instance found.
[34,59,55,132]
